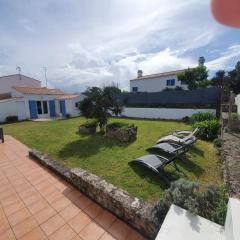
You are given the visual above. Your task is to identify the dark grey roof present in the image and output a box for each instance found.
[117,88,221,108]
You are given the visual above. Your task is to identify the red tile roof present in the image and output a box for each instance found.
[13,86,66,95]
[130,69,186,81]
[56,94,81,100]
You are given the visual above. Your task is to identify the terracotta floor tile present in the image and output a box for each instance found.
[0,193,21,207]
[38,185,56,197]
[127,230,147,240]
[7,207,31,226]
[84,202,104,219]
[0,189,16,200]
[108,220,132,240]
[40,214,65,236]
[0,207,6,219]
[72,236,83,240]
[51,196,71,212]
[35,180,51,191]
[0,217,10,234]
[12,216,38,238]
[79,222,105,240]
[22,192,42,206]
[3,200,25,216]
[48,224,76,240]
[64,189,83,203]
[18,188,37,199]
[19,226,47,240]
[33,206,57,225]
[68,212,92,233]
[27,199,49,214]
[45,191,63,204]
[0,228,16,240]
[95,211,116,230]
[59,203,80,222]
[99,232,116,240]
[72,195,92,210]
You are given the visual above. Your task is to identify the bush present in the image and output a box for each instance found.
[65,113,71,118]
[154,179,228,225]
[5,116,18,123]
[81,119,98,128]
[107,122,134,129]
[213,137,223,149]
[193,119,221,140]
[190,112,216,124]
[231,113,240,120]
[182,116,190,123]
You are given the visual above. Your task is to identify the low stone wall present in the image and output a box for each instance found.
[105,126,137,142]
[29,149,160,239]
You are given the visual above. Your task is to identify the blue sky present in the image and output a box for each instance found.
[0,0,239,92]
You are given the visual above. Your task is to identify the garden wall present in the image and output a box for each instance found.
[29,149,160,239]
[121,107,216,120]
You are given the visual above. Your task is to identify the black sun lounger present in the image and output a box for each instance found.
[0,128,4,143]
[130,154,179,184]
[147,142,188,155]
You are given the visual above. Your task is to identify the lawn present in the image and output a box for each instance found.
[2,117,222,202]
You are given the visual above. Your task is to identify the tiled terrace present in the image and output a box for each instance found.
[0,136,145,240]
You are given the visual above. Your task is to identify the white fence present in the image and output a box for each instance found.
[121,107,216,120]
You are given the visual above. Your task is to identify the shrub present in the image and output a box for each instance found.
[81,119,98,128]
[182,116,190,123]
[154,179,228,225]
[190,112,216,124]
[231,113,240,120]
[65,113,71,118]
[193,119,221,140]
[107,122,134,129]
[5,116,18,123]
[213,137,223,149]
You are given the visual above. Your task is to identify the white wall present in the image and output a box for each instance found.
[130,74,187,92]
[121,107,216,120]
[0,74,41,94]
[65,95,86,117]
[235,94,240,114]
[0,99,27,122]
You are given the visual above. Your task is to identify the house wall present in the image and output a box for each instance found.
[65,95,86,117]
[235,94,240,114]
[121,107,216,120]
[0,75,41,94]
[130,74,188,92]
[0,99,27,122]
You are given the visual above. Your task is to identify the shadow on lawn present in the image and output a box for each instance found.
[58,133,130,158]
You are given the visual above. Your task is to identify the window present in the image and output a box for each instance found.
[43,101,48,114]
[132,87,138,92]
[37,101,42,114]
[166,79,175,86]
[75,102,79,108]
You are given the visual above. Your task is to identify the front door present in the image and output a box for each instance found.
[59,100,66,117]
[36,100,49,118]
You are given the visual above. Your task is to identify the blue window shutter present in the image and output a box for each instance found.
[60,100,66,117]
[28,101,38,119]
[49,100,56,118]
[171,79,175,86]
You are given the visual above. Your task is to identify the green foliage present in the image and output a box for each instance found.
[210,70,228,89]
[5,116,18,123]
[231,113,240,120]
[190,112,216,124]
[193,119,221,140]
[79,86,123,132]
[107,122,135,129]
[155,179,228,225]
[213,137,223,149]
[81,119,98,128]
[177,66,209,90]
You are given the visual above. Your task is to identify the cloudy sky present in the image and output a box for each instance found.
[0,0,239,92]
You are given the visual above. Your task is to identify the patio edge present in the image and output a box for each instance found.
[29,149,160,239]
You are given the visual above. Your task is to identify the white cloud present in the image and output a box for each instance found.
[0,0,238,91]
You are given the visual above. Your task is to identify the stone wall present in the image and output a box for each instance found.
[105,126,137,142]
[29,149,160,239]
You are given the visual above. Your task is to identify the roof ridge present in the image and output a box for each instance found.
[0,74,41,82]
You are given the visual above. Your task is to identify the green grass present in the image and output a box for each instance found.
[1,117,222,202]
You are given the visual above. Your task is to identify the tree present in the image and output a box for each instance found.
[228,61,240,94]
[177,66,209,90]
[79,86,123,132]
[210,70,228,89]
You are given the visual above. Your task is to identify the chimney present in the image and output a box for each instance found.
[137,70,143,78]
[198,56,205,66]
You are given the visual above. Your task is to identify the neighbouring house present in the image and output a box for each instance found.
[130,69,188,93]
[130,57,205,93]
[0,74,85,122]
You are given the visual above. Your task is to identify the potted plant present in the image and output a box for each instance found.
[79,119,98,134]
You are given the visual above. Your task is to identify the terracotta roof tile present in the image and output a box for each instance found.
[56,94,81,100]
[13,87,66,95]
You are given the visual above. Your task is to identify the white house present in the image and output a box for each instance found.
[0,74,85,122]
[130,69,189,93]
